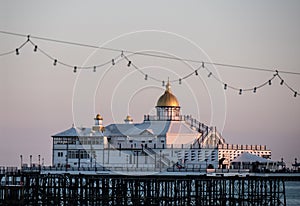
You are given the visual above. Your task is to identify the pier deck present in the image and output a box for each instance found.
[1,168,298,205]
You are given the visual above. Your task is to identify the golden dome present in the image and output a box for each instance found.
[95,114,103,120]
[156,81,180,107]
[125,115,133,121]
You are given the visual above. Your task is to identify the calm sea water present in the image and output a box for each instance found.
[286,181,300,206]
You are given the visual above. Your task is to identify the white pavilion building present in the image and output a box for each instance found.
[52,81,271,170]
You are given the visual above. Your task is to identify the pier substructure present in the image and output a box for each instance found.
[0,172,287,205]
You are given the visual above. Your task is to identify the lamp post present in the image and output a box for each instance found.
[136,151,139,168]
[66,137,69,171]
[78,149,81,169]
[20,155,23,169]
[102,146,105,166]
[154,153,157,168]
[94,153,97,169]
[30,155,32,167]
[38,155,41,171]
[160,150,162,172]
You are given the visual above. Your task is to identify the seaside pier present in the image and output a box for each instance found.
[1,82,298,205]
[0,167,292,206]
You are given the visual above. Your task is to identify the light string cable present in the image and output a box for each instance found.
[27,38,121,72]
[277,73,299,97]
[122,54,162,83]
[0,30,300,75]
[0,37,30,56]
[0,31,299,96]
[123,54,299,97]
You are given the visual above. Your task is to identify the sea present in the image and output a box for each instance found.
[286,181,300,206]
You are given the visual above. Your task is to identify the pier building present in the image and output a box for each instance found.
[52,81,271,170]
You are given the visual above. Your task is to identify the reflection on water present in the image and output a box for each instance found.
[286,181,300,206]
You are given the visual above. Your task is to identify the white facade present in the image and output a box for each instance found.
[52,82,272,170]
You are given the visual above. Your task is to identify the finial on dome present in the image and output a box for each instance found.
[166,77,171,92]
[156,78,180,107]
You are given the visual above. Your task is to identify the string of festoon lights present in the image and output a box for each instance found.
[0,31,299,97]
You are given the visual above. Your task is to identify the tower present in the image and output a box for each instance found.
[92,114,104,132]
[124,115,133,124]
[156,81,181,120]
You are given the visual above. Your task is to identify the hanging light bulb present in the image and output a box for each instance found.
[144,74,148,80]
[201,62,204,68]
[127,61,131,67]
[280,79,284,85]
[15,48,19,55]
[224,84,227,90]
[34,45,38,52]
[269,80,272,85]
[112,59,115,65]
[195,70,198,75]
[93,66,96,72]
[294,92,298,97]
[53,59,57,66]
[253,87,257,93]
[239,89,242,95]
[73,66,77,73]
[179,78,182,84]
[208,72,212,77]
[162,81,165,87]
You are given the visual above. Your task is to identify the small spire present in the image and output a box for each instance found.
[166,78,171,92]
[124,115,133,124]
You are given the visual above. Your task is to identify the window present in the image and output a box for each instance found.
[54,137,77,145]
[57,152,63,157]
[67,150,90,159]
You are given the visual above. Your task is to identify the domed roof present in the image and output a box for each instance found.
[95,114,103,120]
[156,81,180,107]
[125,115,133,121]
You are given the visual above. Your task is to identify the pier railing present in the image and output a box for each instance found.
[1,165,300,176]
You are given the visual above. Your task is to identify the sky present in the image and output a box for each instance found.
[0,1,299,167]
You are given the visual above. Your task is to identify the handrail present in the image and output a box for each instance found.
[183,115,210,138]
[143,147,175,167]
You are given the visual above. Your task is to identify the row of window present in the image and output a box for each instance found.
[54,137,102,145]
[79,137,102,145]
[219,150,270,154]
[219,144,267,150]
[127,140,164,143]
[67,150,90,159]
[57,150,91,159]
[54,137,76,145]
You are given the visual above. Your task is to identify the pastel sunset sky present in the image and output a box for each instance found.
[0,1,299,167]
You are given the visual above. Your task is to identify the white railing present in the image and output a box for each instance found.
[143,147,175,167]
